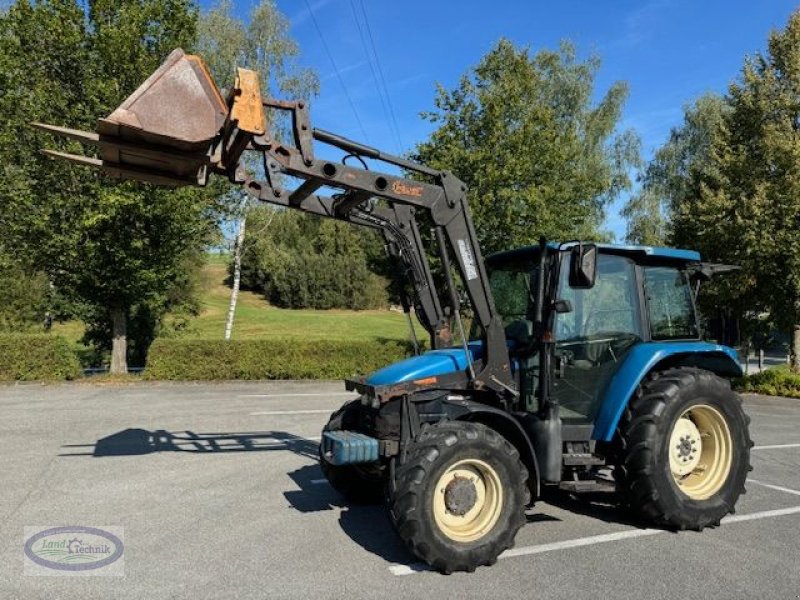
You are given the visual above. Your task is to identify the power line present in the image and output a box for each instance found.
[348,0,402,153]
[302,0,369,141]
[357,0,404,150]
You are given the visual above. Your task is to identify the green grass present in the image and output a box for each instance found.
[53,254,425,349]
[183,255,425,341]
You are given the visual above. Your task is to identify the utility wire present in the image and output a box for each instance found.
[358,0,404,150]
[348,0,402,153]
[302,0,369,142]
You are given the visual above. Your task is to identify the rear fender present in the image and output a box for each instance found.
[592,342,742,442]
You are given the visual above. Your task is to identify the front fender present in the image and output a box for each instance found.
[592,342,741,442]
[440,399,540,500]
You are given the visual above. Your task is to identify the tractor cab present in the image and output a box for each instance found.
[486,243,708,426]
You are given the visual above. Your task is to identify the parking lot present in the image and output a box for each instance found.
[0,381,799,599]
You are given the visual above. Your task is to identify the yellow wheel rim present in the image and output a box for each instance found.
[669,404,733,500]
[432,458,503,543]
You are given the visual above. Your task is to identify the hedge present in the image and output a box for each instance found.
[737,365,800,399]
[0,334,82,381]
[144,338,416,380]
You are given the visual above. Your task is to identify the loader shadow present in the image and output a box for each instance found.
[59,428,319,459]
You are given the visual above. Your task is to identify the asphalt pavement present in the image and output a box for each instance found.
[1,381,799,599]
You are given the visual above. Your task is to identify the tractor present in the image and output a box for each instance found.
[37,49,752,574]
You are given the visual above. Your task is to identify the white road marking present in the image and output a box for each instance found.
[723,505,800,523]
[747,479,800,497]
[499,527,663,558]
[310,478,328,485]
[752,443,800,451]
[240,393,357,398]
[249,409,334,415]
[388,564,433,576]
[388,505,800,576]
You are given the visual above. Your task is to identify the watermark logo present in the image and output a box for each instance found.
[24,526,124,576]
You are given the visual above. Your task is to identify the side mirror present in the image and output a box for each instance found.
[569,244,597,289]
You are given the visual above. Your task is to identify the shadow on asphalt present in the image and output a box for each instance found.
[284,463,417,564]
[60,430,643,565]
[540,488,645,528]
[281,467,645,567]
[59,428,319,459]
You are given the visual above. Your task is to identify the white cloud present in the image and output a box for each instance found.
[320,59,368,81]
[290,0,335,27]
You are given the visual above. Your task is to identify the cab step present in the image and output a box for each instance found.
[562,452,606,466]
[558,479,616,494]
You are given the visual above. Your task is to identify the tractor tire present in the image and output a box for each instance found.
[388,421,529,574]
[320,399,386,504]
[616,367,752,530]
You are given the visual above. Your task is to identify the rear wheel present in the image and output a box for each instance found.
[320,399,385,504]
[388,421,529,573]
[616,368,752,530]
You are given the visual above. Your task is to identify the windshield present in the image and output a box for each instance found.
[469,259,538,341]
[489,262,537,326]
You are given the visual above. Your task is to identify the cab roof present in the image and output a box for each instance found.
[487,242,701,264]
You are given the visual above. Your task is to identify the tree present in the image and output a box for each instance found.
[0,249,49,331]
[414,39,640,254]
[0,0,218,373]
[622,94,728,246]
[635,10,800,369]
[698,10,800,371]
[239,206,388,310]
[196,0,318,339]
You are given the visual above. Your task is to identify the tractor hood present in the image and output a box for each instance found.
[366,342,484,386]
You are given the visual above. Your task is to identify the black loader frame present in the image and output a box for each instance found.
[225,98,521,402]
[34,57,540,480]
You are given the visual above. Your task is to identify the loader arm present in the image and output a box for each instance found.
[228,98,513,395]
[33,49,516,398]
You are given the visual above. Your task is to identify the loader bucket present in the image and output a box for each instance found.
[35,48,267,187]
[98,48,227,152]
[35,48,230,186]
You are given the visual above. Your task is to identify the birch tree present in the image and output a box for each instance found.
[197,0,318,339]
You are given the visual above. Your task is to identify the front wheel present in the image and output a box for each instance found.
[388,421,529,573]
[616,368,752,530]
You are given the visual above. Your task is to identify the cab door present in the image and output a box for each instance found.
[552,253,643,422]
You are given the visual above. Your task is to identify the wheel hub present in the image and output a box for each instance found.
[668,405,733,500]
[669,417,702,476]
[432,459,504,543]
[444,475,478,516]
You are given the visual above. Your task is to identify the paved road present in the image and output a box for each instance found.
[1,381,799,599]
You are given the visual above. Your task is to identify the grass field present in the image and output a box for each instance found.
[188,256,424,341]
[53,254,424,349]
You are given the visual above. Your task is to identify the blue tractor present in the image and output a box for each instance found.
[37,51,753,574]
[323,242,751,573]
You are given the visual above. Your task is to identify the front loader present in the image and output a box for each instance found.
[37,49,753,573]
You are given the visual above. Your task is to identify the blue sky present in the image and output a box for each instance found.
[205,0,798,241]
